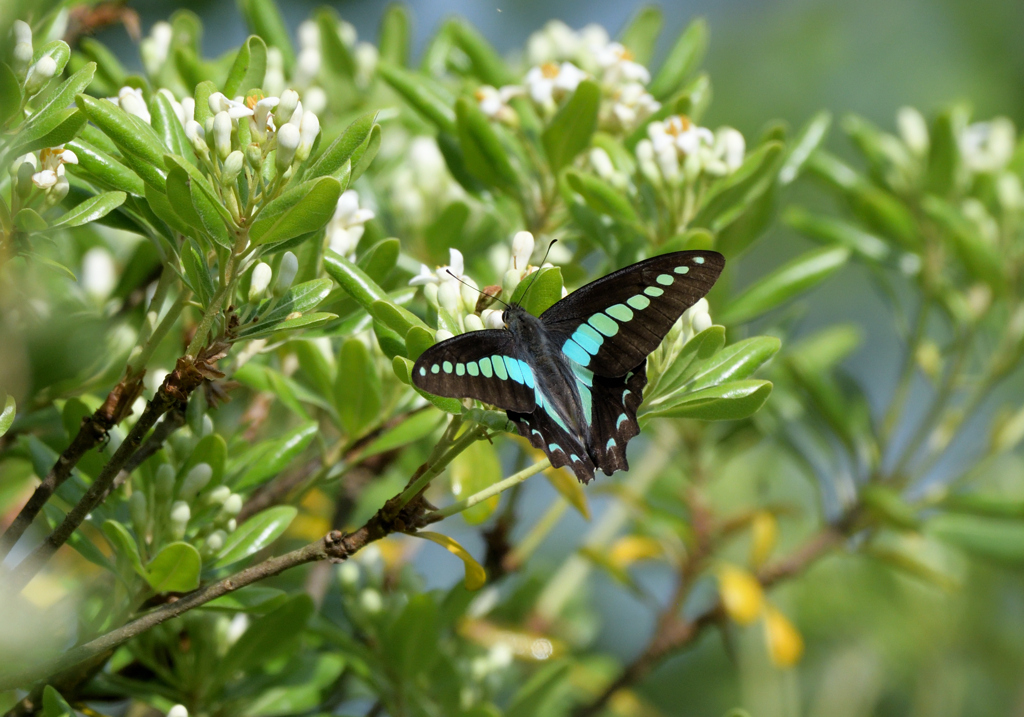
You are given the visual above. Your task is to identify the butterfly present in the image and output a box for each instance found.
[412,250,725,483]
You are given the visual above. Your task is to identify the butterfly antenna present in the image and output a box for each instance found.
[445,269,509,308]
[516,240,558,307]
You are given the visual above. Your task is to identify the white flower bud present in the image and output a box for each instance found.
[435,328,454,342]
[118,86,151,123]
[213,111,233,160]
[276,123,300,171]
[170,500,190,539]
[510,231,535,271]
[296,111,320,161]
[222,493,243,516]
[222,150,244,181]
[249,262,272,301]
[303,87,327,116]
[277,251,298,292]
[438,280,461,313]
[81,247,115,299]
[185,120,206,154]
[167,705,188,717]
[997,172,1024,212]
[180,97,195,124]
[227,518,237,532]
[464,314,485,332]
[208,485,231,505]
[180,462,213,501]
[49,175,70,202]
[897,106,929,156]
[423,282,439,308]
[482,309,505,329]
[360,588,383,613]
[589,148,615,181]
[13,20,32,45]
[205,529,226,554]
[338,561,360,588]
[636,139,661,186]
[12,22,33,75]
[276,89,299,125]
[459,275,480,310]
[155,464,176,502]
[691,310,712,334]
[25,56,57,96]
[502,268,521,298]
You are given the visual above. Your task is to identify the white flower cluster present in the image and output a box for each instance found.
[147,462,244,556]
[636,115,746,185]
[519,21,660,131]
[326,189,375,258]
[10,21,58,97]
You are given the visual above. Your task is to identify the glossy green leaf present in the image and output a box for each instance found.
[378,62,456,134]
[456,97,519,192]
[79,38,127,89]
[649,17,708,99]
[102,519,147,579]
[47,191,125,230]
[543,80,600,172]
[335,339,383,436]
[316,7,355,77]
[349,124,381,184]
[0,62,22,127]
[20,61,95,136]
[306,111,377,180]
[925,107,966,196]
[392,355,414,384]
[643,379,773,421]
[357,239,400,286]
[928,514,1024,565]
[379,4,411,65]
[242,278,334,338]
[41,687,73,717]
[181,240,214,308]
[150,92,194,161]
[13,107,87,156]
[778,110,832,185]
[193,80,216,125]
[450,439,502,525]
[719,247,850,325]
[32,40,71,76]
[223,35,267,97]
[360,410,442,459]
[370,298,430,337]
[14,209,46,233]
[688,336,781,392]
[240,311,336,339]
[654,326,726,397]
[787,324,862,374]
[164,166,205,231]
[66,139,145,196]
[324,250,388,310]
[692,141,783,231]
[250,177,342,246]
[448,20,515,86]
[373,318,408,359]
[235,422,318,489]
[215,506,298,567]
[146,542,201,593]
[145,182,194,238]
[163,154,235,226]
[238,0,296,72]
[0,394,15,438]
[565,169,639,224]
[783,206,890,262]
[220,595,314,676]
[619,6,663,66]
[405,325,435,361]
[511,266,564,316]
[76,94,166,174]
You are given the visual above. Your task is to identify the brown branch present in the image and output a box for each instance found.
[0,371,145,561]
[572,524,845,717]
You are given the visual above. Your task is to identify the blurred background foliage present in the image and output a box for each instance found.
[0,0,1023,716]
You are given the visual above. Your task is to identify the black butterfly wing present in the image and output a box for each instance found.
[508,406,596,483]
[584,362,648,477]
[411,330,536,413]
[540,250,725,378]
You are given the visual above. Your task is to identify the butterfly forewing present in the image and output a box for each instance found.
[541,250,725,377]
[412,330,536,412]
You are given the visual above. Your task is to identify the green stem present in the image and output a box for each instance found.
[128,288,190,377]
[506,494,567,566]
[428,458,550,520]
[394,423,484,510]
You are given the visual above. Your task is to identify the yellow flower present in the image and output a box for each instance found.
[749,511,778,568]
[716,563,764,625]
[763,604,804,667]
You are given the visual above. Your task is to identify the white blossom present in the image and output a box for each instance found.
[208,91,254,120]
[327,190,375,258]
[897,107,929,156]
[482,309,505,329]
[960,118,1016,174]
[303,86,327,116]
[464,314,485,332]
[525,62,587,110]
[476,84,524,122]
[277,251,299,291]
[12,20,33,75]
[141,22,173,75]
[157,88,185,124]
[435,328,454,342]
[264,48,286,97]
[296,111,320,161]
[31,146,77,189]
[510,231,535,271]
[275,122,300,170]
[25,55,57,95]
[607,82,660,132]
[213,111,233,159]
[252,96,279,137]
[116,86,151,123]
[596,42,650,85]
[249,263,273,301]
[167,705,188,717]
[409,248,465,287]
[354,42,378,86]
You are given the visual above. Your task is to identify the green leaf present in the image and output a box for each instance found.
[41,687,73,717]
[719,247,850,325]
[405,326,435,361]
[164,165,205,232]
[360,410,442,459]
[223,35,267,97]
[511,266,564,316]
[456,97,519,193]
[450,439,502,525]
[925,107,966,196]
[923,195,1005,290]
[779,110,832,185]
[316,7,356,78]
[786,324,862,374]
[0,394,15,438]
[687,336,781,392]
[242,311,336,339]
[306,111,377,180]
[349,124,381,184]
[47,191,126,230]
[12,107,87,157]
[783,206,890,262]
[382,592,442,679]
[215,506,298,567]
[643,379,773,421]
[237,278,334,339]
[378,62,456,134]
[655,326,726,396]
[193,81,216,125]
[506,662,572,717]
[183,433,228,488]
[0,62,23,127]
[235,422,318,489]
[181,240,215,308]
[448,20,515,86]
[692,141,783,231]
[425,201,470,262]
[66,139,145,196]
[335,339,383,436]
[619,6,664,67]
[76,94,166,176]
[146,542,201,593]
[862,486,920,531]
[23,63,95,136]
[649,17,708,99]
[150,92,194,161]
[324,250,389,310]
[379,4,411,66]
[565,169,639,224]
[250,177,342,246]
[163,154,235,227]
[928,514,1024,565]
[14,209,46,233]
[238,0,296,72]
[543,80,600,173]
[370,298,430,337]
[373,318,408,359]
[79,38,127,89]
[220,595,314,676]
[102,520,147,579]
[145,182,193,238]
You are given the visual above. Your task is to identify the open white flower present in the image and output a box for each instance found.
[251,96,279,137]
[476,85,524,122]
[960,118,1015,174]
[525,62,587,110]
[208,91,254,120]
[525,20,579,66]
[31,145,77,189]
[649,115,715,158]
[607,82,660,132]
[596,42,650,86]
[409,248,466,287]
[327,190,375,258]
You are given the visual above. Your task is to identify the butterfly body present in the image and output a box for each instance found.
[413,250,725,483]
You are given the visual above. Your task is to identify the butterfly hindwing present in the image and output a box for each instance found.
[508,405,596,483]
[585,362,647,476]
[412,330,536,412]
[541,250,725,377]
